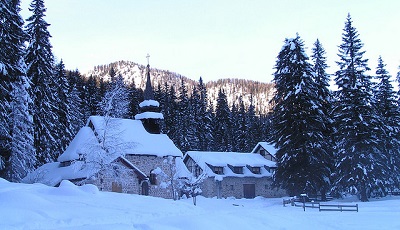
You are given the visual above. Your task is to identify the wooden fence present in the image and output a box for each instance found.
[319,204,358,212]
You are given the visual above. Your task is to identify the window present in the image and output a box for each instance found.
[230,185,234,191]
[251,167,261,174]
[214,167,224,175]
[260,149,265,156]
[233,167,243,174]
[149,171,157,185]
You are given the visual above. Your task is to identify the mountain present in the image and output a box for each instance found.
[84,60,275,114]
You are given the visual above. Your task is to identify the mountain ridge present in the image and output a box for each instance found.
[84,60,275,114]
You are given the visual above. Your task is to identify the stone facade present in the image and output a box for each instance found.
[200,176,286,199]
[81,155,178,199]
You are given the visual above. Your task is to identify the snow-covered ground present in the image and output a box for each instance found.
[1,178,400,230]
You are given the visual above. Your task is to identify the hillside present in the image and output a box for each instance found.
[85,61,275,114]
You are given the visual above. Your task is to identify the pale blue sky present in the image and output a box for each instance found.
[20,0,400,83]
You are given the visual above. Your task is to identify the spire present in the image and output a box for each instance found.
[144,54,154,100]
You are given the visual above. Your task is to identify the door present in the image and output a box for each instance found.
[141,181,149,196]
[243,184,255,199]
[112,182,122,193]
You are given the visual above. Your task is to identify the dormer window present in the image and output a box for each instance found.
[233,166,243,174]
[260,149,265,156]
[213,166,224,175]
[247,165,261,174]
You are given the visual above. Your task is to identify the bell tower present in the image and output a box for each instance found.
[134,54,164,134]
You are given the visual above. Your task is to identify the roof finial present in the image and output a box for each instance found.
[146,53,150,66]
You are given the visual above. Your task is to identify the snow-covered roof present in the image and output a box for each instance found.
[57,127,98,162]
[22,161,90,187]
[185,151,276,178]
[139,100,159,108]
[251,142,277,156]
[57,116,182,163]
[134,112,164,120]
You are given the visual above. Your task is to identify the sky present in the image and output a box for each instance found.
[20,0,400,83]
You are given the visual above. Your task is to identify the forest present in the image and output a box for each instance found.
[1,0,400,202]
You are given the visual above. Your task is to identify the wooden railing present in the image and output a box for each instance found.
[319,204,358,212]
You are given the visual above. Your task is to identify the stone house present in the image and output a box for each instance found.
[183,150,286,199]
[24,61,189,199]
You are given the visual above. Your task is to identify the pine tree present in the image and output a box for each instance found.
[311,39,334,200]
[332,14,388,201]
[0,0,36,180]
[270,34,332,197]
[196,77,213,151]
[66,70,85,133]
[373,56,400,194]
[245,94,258,151]
[25,0,59,164]
[128,79,142,119]
[214,89,231,151]
[54,60,74,151]
[83,74,100,119]
[235,96,247,152]
[175,78,192,152]
[98,74,130,118]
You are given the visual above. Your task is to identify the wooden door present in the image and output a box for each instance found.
[243,184,255,199]
[112,182,122,193]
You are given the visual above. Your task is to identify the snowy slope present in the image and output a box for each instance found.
[1,178,400,230]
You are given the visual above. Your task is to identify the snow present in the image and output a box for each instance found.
[1,179,400,230]
[85,116,180,157]
[139,99,160,108]
[185,151,275,178]
[134,112,164,120]
[57,127,97,162]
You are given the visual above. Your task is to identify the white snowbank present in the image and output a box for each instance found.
[1,180,400,230]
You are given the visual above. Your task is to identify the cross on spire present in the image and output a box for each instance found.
[146,53,150,65]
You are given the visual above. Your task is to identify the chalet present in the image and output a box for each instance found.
[24,58,189,199]
[183,150,286,199]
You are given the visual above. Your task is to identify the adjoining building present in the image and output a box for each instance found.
[183,147,286,199]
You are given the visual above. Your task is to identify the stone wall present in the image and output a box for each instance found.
[124,154,176,199]
[200,176,286,199]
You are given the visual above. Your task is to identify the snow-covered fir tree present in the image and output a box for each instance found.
[310,38,334,200]
[175,78,193,152]
[66,70,85,134]
[195,77,214,151]
[98,73,130,118]
[332,14,389,201]
[373,56,400,193]
[82,74,100,120]
[0,0,36,181]
[213,89,232,151]
[25,0,60,164]
[270,34,332,197]
[53,60,74,152]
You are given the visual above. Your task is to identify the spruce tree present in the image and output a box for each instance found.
[311,39,334,200]
[270,34,332,196]
[66,70,85,133]
[332,14,388,201]
[176,78,192,152]
[373,56,400,194]
[25,0,59,164]
[0,0,36,180]
[214,89,231,151]
[98,74,130,118]
[195,77,213,151]
[54,60,74,151]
